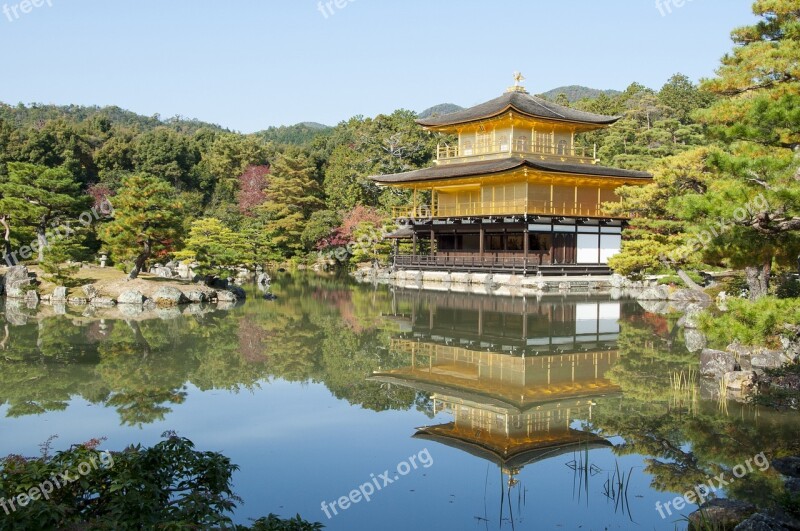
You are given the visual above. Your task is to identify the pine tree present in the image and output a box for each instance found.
[683,0,800,298]
[100,174,184,279]
[0,162,90,263]
[258,151,324,259]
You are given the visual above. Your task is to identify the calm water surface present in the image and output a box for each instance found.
[1,274,798,530]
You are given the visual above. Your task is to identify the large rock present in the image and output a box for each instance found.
[610,274,627,289]
[117,290,147,305]
[228,286,246,301]
[81,284,99,300]
[668,288,708,302]
[52,286,68,301]
[688,499,757,530]
[679,303,706,329]
[733,513,792,531]
[185,290,209,303]
[4,265,29,291]
[152,287,188,306]
[724,371,756,392]
[684,329,708,353]
[217,287,246,303]
[701,349,738,379]
[152,266,174,279]
[751,350,787,370]
[216,291,236,303]
[5,266,33,299]
[772,457,800,479]
[636,285,671,301]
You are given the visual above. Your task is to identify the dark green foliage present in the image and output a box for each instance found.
[250,514,325,530]
[699,297,800,347]
[538,86,621,103]
[752,361,800,410]
[0,102,228,135]
[39,234,82,286]
[776,277,800,299]
[0,162,92,263]
[254,122,331,146]
[0,434,321,530]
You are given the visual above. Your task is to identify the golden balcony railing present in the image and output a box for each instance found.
[436,142,597,162]
[392,200,617,220]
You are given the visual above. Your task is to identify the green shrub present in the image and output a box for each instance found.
[699,297,800,347]
[0,433,321,530]
[776,277,800,299]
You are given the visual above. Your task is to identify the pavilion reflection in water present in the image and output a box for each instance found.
[372,291,627,484]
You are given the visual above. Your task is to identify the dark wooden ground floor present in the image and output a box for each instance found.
[391,218,623,276]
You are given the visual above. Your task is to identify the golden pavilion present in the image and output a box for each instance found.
[372,74,652,275]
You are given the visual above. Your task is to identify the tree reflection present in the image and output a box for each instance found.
[0,275,418,425]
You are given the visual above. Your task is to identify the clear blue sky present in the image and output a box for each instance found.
[0,0,757,133]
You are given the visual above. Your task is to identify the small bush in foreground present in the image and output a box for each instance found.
[0,432,321,530]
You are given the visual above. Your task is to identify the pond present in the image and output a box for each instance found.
[0,274,798,530]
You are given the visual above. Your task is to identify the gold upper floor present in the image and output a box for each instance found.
[432,113,600,166]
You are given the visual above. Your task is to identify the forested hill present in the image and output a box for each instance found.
[253,122,331,146]
[418,103,464,119]
[538,85,622,102]
[0,102,228,135]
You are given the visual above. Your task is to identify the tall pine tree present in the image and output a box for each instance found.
[685,0,800,298]
[101,174,184,279]
[0,162,90,263]
[258,151,324,259]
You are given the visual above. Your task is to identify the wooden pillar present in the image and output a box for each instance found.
[430,229,435,256]
[479,224,485,257]
[523,223,529,273]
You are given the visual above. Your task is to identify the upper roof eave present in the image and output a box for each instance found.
[416,91,620,129]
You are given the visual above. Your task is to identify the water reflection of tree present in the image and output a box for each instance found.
[588,309,800,509]
[0,275,419,425]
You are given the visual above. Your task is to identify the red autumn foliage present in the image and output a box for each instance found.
[237,165,270,216]
[326,205,384,247]
[86,183,115,214]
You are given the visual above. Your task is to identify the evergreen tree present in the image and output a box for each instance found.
[101,174,184,279]
[174,217,250,278]
[684,0,800,298]
[0,162,90,263]
[258,151,324,258]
